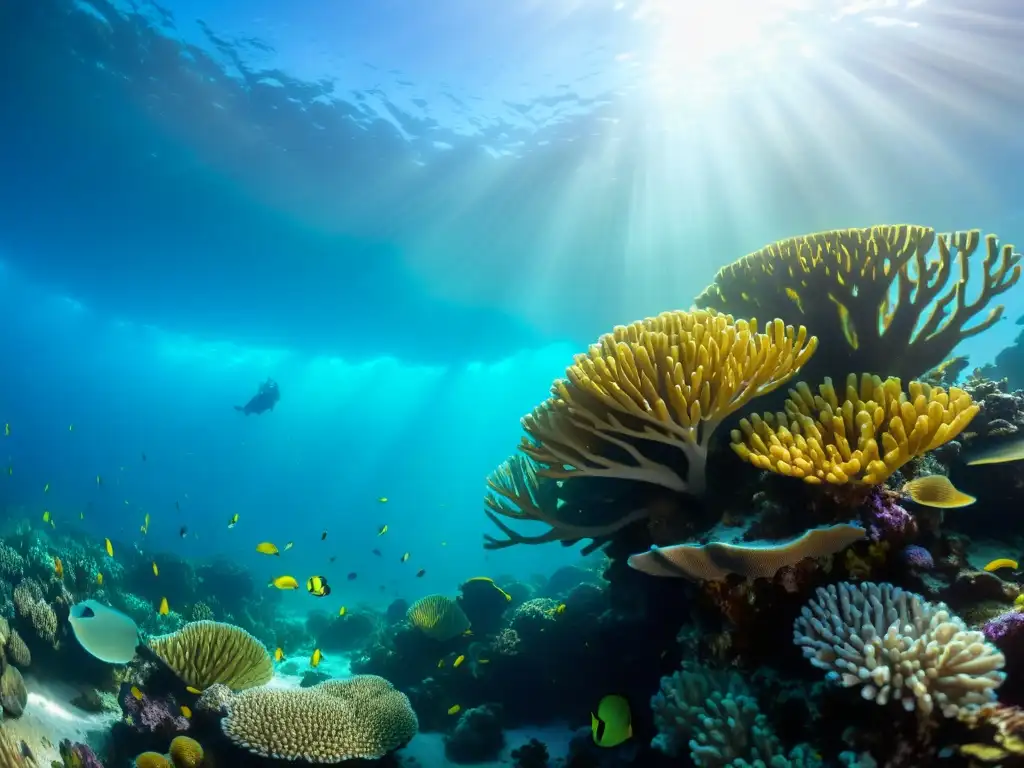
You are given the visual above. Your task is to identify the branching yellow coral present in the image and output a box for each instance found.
[483,310,816,548]
[696,225,1021,384]
[731,373,978,484]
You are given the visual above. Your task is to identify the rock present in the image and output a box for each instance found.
[0,665,27,717]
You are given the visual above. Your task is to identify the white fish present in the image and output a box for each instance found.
[68,600,141,664]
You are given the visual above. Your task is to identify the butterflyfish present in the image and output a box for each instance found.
[401,552,410,563]
[453,655,465,668]
[591,694,632,748]
[180,705,191,719]
[306,575,331,597]
[152,562,159,577]
[338,606,346,617]
[158,597,169,615]
[104,538,114,557]
[228,513,239,528]
[130,686,143,701]
[447,705,461,715]
[269,575,299,590]
[68,600,141,664]
[310,648,323,668]
[54,557,63,580]
[256,542,280,556]
[185,686,202,695]
[377,524,388,535]
[901,475,976,508]
[984,558,1019,573]
[274,647,285,662]
[966,436,1024,466]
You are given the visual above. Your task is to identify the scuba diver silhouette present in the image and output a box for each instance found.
[234,378,280,415]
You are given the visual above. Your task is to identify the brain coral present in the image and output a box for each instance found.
[168,735,204,768]
[221,675,418,762]
[148,620,273,691]
[134,753,171,768]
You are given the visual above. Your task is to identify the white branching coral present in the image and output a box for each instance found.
[794,581,1005,718]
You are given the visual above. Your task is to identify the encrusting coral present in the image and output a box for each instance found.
[794,581,1005,718]
[147,620,273,691]
[731,373,977,484]
[221,675,418,762]
[696,225,1021,384]
[485,309,817,548]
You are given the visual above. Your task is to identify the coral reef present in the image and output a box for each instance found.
[444,703,505,763]
[147,620,273,691]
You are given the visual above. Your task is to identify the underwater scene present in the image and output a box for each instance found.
[3,0,1024,766]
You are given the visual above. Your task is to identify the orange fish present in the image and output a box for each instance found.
[53,556,64,580]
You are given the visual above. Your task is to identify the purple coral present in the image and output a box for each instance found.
[120,688,189,735]
[901,545,934,570]
[864,488,916,543]
[983,610,1024,646]
[59,740,104,768]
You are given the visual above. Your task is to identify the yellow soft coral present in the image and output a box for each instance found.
[731,373,978,484]
[221,675,418,761]
[697,225,1021,385]
[148,620,273,691]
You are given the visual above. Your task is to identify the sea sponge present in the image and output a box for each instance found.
[696,225,1021,384]
[135,753,172,768]
[168,735,204,768]
[221,675,418,762]
[6,629,30,668]
[147,620,273,691]
[407,595,471,641]
[627,523,866,581]
[731,373,978,484]
[794,581,1005,718]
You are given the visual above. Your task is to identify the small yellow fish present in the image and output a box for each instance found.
[152,562,159,577]
[378,497,388,503]
[478,659,490,665]
[43,483,49,494]
[96,474,102,486]
[185,686,202,695]
[284,542,294,551]
[453,655,465,668]
[438,659,445,668]
[228,513,239,528]
[158,597,169,615]
[54,556,63,580]
[448,705,461,716]
[984,558,1019,573]
[310,648,323,668]
[274,647,285,662]
[130,686,143,701]
[401,552,410,563]
[556,603,566,615]
[42,510,50,523]
[268,575,299,590]
[144,513,150,528]
[338,606,347,617]
[3,423,9,437]
[104,538,114,557]
[256,542,280,556]
[377,524,388,536]
[96,572,103,585]
[1016,594,1024,608]
[180,705,191,719]
[901,475,976,509]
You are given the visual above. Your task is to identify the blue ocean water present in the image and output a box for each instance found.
[3,1,1024,765]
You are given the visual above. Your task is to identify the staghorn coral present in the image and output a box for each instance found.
[147,620,273,691]
[221,675,418,762]
[731,373,977,484]
[407,595,471,641]
[794,581,1005,718]
[168,736,204,768]
[486,309,816,548]
[652,662,819,766]
[696,225,1021,384]
[627,523,866,581]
